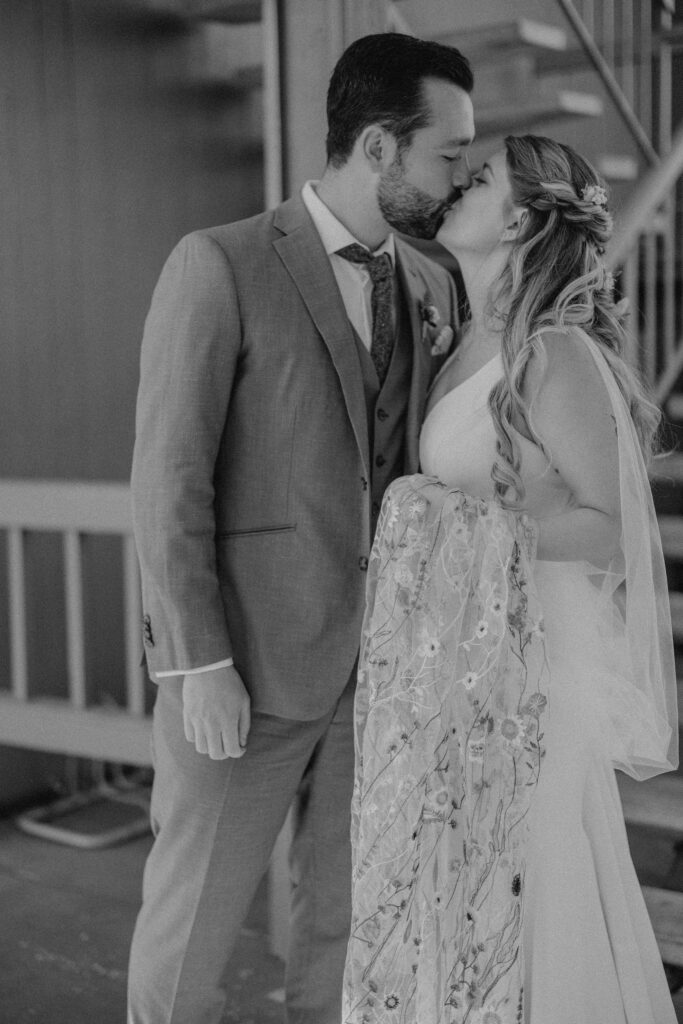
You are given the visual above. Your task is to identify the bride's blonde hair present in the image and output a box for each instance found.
[488,134,660,506]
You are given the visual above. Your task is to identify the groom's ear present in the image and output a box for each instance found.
[360,125,395,171]
[500,207,528,243]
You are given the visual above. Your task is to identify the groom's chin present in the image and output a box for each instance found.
[399,224,440,242]
[394,213,444,241]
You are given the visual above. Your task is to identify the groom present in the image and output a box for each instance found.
[128,31,474,1024]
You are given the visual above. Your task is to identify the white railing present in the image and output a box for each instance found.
[607,122,683,398]
[0,478,292,955]
[0,480,151,765]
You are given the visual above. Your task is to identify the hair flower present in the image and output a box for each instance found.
[581,184,608,208]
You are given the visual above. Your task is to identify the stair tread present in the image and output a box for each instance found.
[477,90,603,137]
[618,771,683,833]
[596,155,639,182]
[670,593,683,642]
[113,0,261,21]
[666,395,683,422]
[182,0,261,22]
[658,516,683,560]
[642,886,683,966]
[650,452,683,483]
[438,19,568,56]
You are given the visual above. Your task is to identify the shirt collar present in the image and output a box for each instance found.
[301,180,395,266]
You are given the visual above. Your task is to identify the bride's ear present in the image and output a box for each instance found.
[501,207,528,243]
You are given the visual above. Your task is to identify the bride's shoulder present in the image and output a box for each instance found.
[525,326,604,393]
[521,328,615,437]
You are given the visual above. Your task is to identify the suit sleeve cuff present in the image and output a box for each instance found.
[155,657,234,679]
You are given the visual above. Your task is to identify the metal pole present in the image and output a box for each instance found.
[555,0,659,165]
[608,120,683,268]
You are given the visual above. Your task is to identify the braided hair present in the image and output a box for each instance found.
[487,134,660,505]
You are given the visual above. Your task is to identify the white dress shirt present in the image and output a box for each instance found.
[157,183,395,679]
[300,180,396,349]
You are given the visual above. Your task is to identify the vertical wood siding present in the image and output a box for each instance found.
[0,0,264,482]
[0,0,264,715]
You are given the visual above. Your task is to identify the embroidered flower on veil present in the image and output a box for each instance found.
[499,715,526,750]
[470,1007,504,1024]
[417,627,442,657]
[345,481,550,1024]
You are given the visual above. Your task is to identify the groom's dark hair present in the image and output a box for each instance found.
[326,32,473,168]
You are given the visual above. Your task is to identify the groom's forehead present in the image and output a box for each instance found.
[420,78,475,141]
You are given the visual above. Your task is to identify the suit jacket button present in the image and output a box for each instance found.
[375,454,386,468]
[359,556,368,572]
[142,614,154,647]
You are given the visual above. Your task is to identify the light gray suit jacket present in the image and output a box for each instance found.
[131,195,459,719]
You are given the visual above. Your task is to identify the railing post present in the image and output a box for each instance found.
[637,0,653,138]
[262,0,283,210]
[643,232,658,387]
[608,122,683,268]
[64,530,87,710]
[123,535,146,718]
[8,528,29,702]
[621,252,640,372]
[555,0,659,165]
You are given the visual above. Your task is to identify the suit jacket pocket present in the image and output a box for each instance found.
[218,524,296,538]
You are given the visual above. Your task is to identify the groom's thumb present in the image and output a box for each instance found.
[238,698,251,750]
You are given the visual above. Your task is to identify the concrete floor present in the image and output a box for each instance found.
[0,806,682,1024]
[0,813,283,1024]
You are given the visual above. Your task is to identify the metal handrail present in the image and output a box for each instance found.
[607,121,683,269]
[557,0,681,402]
[556,0,659,165]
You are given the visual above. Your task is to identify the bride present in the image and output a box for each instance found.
[342,134,679,1024]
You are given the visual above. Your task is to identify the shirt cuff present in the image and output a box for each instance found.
[155,658,234,679]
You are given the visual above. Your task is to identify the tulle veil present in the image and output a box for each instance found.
[568,327,677,780]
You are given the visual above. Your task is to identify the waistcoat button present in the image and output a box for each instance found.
[377,407,388,421]
[375,454,386,468]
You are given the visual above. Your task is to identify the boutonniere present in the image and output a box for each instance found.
[419,295,454,356]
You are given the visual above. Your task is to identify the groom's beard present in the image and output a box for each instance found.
[378,157,459,240]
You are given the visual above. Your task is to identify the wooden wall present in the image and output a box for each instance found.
[0,0,264,482]
[0,0,265,798]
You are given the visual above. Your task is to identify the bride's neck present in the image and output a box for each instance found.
[454,250,507,339]
[456,249,508,328]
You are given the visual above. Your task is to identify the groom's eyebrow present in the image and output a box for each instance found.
[442,134,475,148]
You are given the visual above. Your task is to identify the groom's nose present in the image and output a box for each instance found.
[453,159,472,189]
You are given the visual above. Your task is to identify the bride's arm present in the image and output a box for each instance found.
[518,329,621,564]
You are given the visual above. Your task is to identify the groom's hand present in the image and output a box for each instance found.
[182,665,251,760]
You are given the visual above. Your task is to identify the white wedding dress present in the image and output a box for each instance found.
[415,343,677,1024]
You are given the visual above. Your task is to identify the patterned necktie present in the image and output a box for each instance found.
[336,243,395,385]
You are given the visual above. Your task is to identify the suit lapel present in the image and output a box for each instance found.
[394,240,432,473]
[273,198,370,476]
